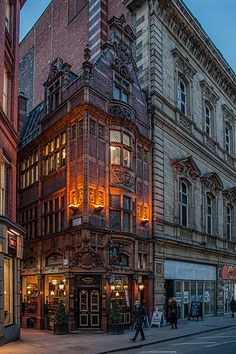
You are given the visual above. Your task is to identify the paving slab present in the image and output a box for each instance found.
[1,316,236,354]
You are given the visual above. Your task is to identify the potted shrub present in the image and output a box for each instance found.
[108,300,124,335]
[54,302,68,335]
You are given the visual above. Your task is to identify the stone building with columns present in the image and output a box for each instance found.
[124,0,236,318]
[18,16,153,331]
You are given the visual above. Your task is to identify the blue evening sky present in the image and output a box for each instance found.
[20,0,236,72]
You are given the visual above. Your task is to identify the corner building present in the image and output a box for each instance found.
[18,17,153,331]
[124,0,236,318]
[0,0,26,345]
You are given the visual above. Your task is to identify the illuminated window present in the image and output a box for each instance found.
[4,256,13,325]
[110,130,132,169]
[3,66,9,116]
[20,151,39,189]
[113,74,130,103]
[43,132,66,176]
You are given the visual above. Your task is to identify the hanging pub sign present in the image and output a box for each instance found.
[8,235,17,256]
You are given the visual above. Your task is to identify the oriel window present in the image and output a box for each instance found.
[113,74,130,103]
[110,130,132,169]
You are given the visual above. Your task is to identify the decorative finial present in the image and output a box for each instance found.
[84,44,91,62]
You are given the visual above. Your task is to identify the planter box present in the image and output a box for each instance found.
[107,323,124,335]
[54,322,68,335]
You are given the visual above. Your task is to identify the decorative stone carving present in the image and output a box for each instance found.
[111,167,135,191]
[71,236,103,269]
[200,172,223,193]
[222,104,236,125]
[109,103,136,122]
[200,80,220,105]
[171,156,201,181]
[89,188,95,204]
[172,48,197,79]
[78,187,83,204]
[223,187,236,205]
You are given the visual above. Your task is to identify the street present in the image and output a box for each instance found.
[119,327,236,354]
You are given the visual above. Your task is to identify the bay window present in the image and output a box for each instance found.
[110,130,132,169]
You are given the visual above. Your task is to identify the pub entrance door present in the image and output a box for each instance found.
[78,289,100,328]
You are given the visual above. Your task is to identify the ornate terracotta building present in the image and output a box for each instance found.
[18,16,153,331]
[0,0,26,345]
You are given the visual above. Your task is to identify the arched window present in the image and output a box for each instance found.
[205,104,212,136]
[206,195,212,234]
[226,205,232,240]
[177,77,187,115]
[179,181,188,227]
[225,123,232,153]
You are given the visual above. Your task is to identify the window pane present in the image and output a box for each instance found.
[123,212,130,232]
[123,196,131,211]
[122,92,128,103]
[110,130,121,143]
[123,133,131,147]
[110,195,120,208]
[110,210,121,231]
[114,86,121,100]
[4,257,13,325]
[123,149,130,168]
[110,146,120,164]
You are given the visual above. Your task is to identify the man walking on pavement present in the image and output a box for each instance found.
[130,300,147,342]
[230,296,236,318]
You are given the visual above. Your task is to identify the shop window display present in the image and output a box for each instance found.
[45,276,66,330]
[4,257,13,325]
[110,276,131,327]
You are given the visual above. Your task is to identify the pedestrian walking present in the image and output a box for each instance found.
[169,297,178,329]
[230,296,236,318]
[130,300,147,342]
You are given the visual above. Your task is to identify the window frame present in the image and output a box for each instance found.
[109,194,132,233]
[3,65,9,116]
[47,78,61,113]
[206,195,213,235]
[179,180,188,227]
[113,74,130,103]
[177,77,187,115]
[226,204,232,241]
[43,132,66,177]
[5,0,10,32]
[110,130,132,169]
[43,195,65,236]
[205,103,212,137]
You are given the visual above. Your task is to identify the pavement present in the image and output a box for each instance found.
[1,315,236,354]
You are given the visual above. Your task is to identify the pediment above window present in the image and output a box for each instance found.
[223,187,236,205]
[200,172,223,193]
[222,104,236,125]
[171,156,201,180]
[200,80,220,105]
[172,48,197,79]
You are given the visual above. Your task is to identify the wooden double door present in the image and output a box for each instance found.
[78,289,100,328]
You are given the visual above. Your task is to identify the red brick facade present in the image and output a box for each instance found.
[0,0,26,345]
[19,16,153,332]
[19,0,131,112]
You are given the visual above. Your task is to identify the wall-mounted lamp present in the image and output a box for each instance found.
[115,291,119,297]
[51,279,58,286]
[123,284,128,290]
[95,205,104,212]
[138,283,144,291]
[111,284,115,291]
[69,204,79,211]
[141,218,149,224]
[50,290,55,296]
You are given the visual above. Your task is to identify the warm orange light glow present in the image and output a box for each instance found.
[141,218,149,224]
[94,204,104,212]
[69,204,79,211]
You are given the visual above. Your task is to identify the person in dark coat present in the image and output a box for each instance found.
[130,300,147,342]
[169,297,178,329]
[230,296,236,318]
[166,297,172,324]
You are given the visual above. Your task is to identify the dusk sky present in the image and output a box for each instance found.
[20,0,236,72]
